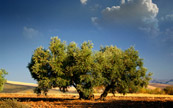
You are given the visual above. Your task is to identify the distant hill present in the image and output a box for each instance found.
[151,79,173,85]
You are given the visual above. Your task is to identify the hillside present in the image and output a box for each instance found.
[0,81,172,93]
[149,83,172,89]
[151,79,173,85]
[1,83,34,93]
[0,81,76,94]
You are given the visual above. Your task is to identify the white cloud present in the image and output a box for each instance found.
[89,4,102,11]
[92,0,159,36]
[161,14,173,21]
[159,14,173,43]
[23,27,40,39]
[91,17,98,25]
[80,0,87,5]
[159,27,173,49]
[164,28,173,41]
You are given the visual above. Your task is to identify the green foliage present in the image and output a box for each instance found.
[0,99,29,108]
[28,37,69,95]
[64,41,96,99]
[28,38,98,99]
[121,47,152,93]
[0,69,8,91]
[28,37,151,99]
[49,37,68,88]
[164,86,173,95]
[28,47,52,95]
[95,46,152,99]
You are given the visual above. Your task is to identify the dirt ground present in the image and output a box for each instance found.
[0,93,173,108]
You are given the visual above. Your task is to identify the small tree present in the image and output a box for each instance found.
[95,46,152,100]
[164,86,173,95]
[0,69,8,91]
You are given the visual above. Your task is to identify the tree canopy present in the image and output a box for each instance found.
[95,46,152,100]
[64,41,96,99]
[28,37,152,99]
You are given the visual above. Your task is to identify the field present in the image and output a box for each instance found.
[0,81,173,108]
[0,93,173,108]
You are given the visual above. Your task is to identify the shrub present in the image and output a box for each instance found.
[0,69,8,91]
[137,87,165,94]
[164,86,173,95]
[137,87,148,93]
[0,99,30,108]
[149,88,165,94]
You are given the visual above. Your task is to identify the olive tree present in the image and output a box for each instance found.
[28,38,98,99]
[28,37,152,100]
[28,37,68,95]
[49,37,69,91]
[28,46,52,95]
[0,69,8,91]
[64,41,96,99]
[95,46,152,100]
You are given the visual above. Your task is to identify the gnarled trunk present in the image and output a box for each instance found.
[78,89,94,99]
[78,91,85,99]
[100,85,112,100]
[73,84,93,100]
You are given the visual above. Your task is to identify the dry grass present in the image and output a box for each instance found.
[0,99,30,108]
[1,81,173,107]
[0,93,173,108]
[0,93,173,100]
[149,83,172,89]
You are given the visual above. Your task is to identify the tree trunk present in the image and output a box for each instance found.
[73,84,86,99]
[79,91,85,99]
[73,84,93,99]
[100,85,111,100]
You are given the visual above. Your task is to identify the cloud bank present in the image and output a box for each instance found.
[92,0,159,36]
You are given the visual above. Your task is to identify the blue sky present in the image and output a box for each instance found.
[0,0,173,83]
